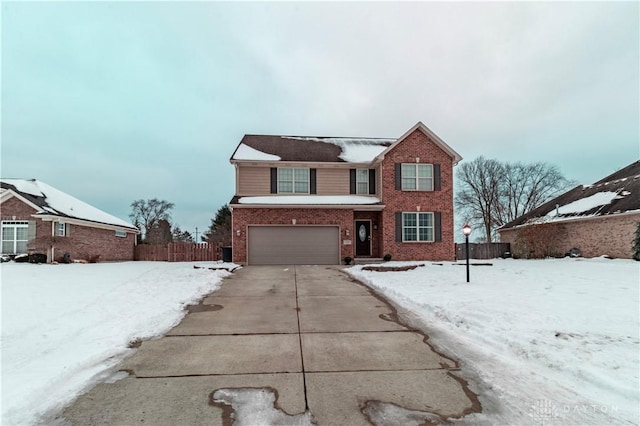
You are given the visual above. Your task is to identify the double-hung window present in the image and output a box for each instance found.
[356,169,369,194]
[56,223,67,237]
[278,168,309,194]
[402,212,434,242]
[401,164,433,191]
[1,221,29,254]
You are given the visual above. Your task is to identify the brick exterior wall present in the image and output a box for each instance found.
[499,212,640,259]
[232,208,356,264]
[1,195,136,262]
[380,129,456,261]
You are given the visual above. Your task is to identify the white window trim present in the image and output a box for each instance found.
[356,169,369,195]
[56,222,67,237]
[1,221,29,254]
[402,212,435,243]
[401,163,434,191]
[115,230,127,238]
[278,167,310,194]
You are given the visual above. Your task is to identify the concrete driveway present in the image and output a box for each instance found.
[62,265,480,425]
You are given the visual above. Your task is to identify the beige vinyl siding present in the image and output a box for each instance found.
[237,166,271,195]
[316,168,350,195]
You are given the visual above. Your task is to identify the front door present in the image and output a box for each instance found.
[355,220,371,257]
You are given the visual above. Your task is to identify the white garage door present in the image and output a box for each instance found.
[248,226,340,265]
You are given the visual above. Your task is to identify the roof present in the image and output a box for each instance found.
[0,179,138,231]
[229,122,462,164]
[499,161,640,230]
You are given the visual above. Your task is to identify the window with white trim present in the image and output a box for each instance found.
[56,222,67,237]
[402,212,434,242]
[401,163,433,191]
[278,168,309,193]
[1,221,29,254]
[115,230,127,238]
[356,169,369,194]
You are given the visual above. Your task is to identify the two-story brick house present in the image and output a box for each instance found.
[229,122,462,265]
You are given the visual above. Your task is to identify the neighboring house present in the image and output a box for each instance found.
[229,122,462,265]
[498,161,640,259]
[1,179,139,262]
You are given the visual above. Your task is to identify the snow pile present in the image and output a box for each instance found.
[0,261,234,425]
[1,179,136,229]
[346,258,639,425]
[283,137,394,163]
[233,143,282,161]
[212,388,314,426]
[238,195,381,205]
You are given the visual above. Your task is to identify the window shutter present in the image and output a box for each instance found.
[349,169,356,194]
[369,169,376,195]
[395,212,402,242]
[310,169,317,194]
[270,168,277,194]
[27,221,36,241]
[434,164,441,191]
[395,163,402,190]
[434,212,442,242]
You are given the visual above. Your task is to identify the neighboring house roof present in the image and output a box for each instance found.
[229,121,462,164]
[499,160,640,231]
[0,178,138,231]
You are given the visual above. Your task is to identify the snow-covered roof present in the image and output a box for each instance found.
[231,134,395,164]
[1,179,138,230]
[235,195,382,205]
[500,161,640,230]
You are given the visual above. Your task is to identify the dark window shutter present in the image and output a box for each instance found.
[270,168,277,194]
[310,169,317,194]
[395,163,402,190]
[434,212,442,242]
[395,212,403,242]
[433,164,441,191]
[349,169,356,194]
[369,169,376,194]
[27,221,36,241]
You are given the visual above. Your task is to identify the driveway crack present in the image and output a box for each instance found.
[294,265,309,411]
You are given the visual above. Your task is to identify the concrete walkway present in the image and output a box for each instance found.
[62,265,480,425]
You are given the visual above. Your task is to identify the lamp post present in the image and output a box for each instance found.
[463,224,471,283]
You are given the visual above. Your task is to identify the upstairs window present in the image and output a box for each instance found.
[278,168,309,194]
[356,169,369,194]
[401,164,433,191]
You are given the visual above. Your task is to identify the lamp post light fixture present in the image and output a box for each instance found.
[463,224,472,283]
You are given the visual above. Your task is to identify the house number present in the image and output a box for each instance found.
[358,224,366,242]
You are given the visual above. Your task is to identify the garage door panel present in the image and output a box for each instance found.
[248,226,339,265]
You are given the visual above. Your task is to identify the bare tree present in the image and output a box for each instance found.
[129,199,175,242]
[455,157,505,242]
[495,162,576,227]
[456,157,575,242]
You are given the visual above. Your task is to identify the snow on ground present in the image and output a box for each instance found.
[346,258,639,425]
[0,261,235,426]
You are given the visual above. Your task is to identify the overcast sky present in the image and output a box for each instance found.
[2,1,638,237]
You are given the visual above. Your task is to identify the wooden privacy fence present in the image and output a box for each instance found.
[455,242,511,260]
[135,242,221,262]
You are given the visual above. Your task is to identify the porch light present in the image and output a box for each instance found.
[236,229,241,236]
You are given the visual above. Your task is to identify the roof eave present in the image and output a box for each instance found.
[230,203,385,211]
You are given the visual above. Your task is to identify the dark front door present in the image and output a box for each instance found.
[355,220,371,257]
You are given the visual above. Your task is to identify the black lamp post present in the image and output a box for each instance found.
[463,224,471,283]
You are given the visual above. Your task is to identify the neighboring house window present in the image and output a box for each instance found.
[402,212,434,242]
[278,168,309,194]
[115,230,127,238]
[401,163,433,191]
[56,223,67,237]
[356,169,369,194]
[1,221,29,254]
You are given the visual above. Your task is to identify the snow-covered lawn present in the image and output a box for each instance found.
[347,258,639,425]
[0,261,233,426]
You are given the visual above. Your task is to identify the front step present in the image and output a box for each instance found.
[353,257,384,265]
